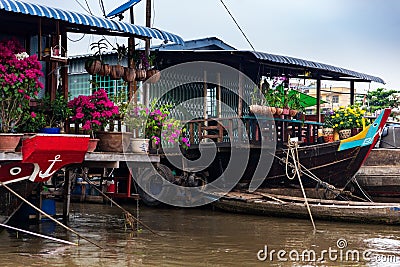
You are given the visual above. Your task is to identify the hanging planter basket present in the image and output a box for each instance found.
[84,59,102,75]
[135,69,147,81]
[146,69,161,83]
[122,67,136,82]
[110,64,125,80]
[99,63,111,76]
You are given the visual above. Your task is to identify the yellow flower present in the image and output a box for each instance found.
[340,121,344,125]
[336,114,339,117]
[335,124,338,128]
[349,118,352,122]
[339,105,345,109]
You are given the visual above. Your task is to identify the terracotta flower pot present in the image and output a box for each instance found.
[282,107,290,115]
[87,138,99,152]
[289,109,298,117]
[0,133,23,152]
[96,132,132,152]
[275,107,283,115]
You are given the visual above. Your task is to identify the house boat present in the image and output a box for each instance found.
[129,50,388,206]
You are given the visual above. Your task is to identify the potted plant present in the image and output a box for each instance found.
[37,94,71,134]
[110,43,127,80]
[287,91,304,118]
[145,53,160,83]
[96,91,132,153]
[67,89,119,151]
[125,99,190,153]
[0,38,44,151]
[324,105,369,140]
[133,51,148,81]
[85,38,108,76]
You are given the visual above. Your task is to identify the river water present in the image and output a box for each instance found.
[0,202,400,267]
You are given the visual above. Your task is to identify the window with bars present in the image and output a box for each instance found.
[68,73,91,99]
[94,75,128,102]
[207,87,217,117]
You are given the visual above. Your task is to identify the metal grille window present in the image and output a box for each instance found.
[332,95,339,103]
[68,73,91,99]
[94,75,127,100]
[207,87,217,117]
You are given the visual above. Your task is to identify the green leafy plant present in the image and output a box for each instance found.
[38,94,72,127]
[114,43,128,65]
[90,38,108,61]
[17,111,46,133]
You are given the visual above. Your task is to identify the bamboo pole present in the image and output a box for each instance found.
[0,223,77,246]
[0,181,103,249]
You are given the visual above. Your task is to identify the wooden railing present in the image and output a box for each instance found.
[185,116,324,148]
[66,116,324,149]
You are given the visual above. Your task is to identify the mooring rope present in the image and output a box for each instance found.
[0,222,77,246]
[0,181,103,249]
[286,138,316,232]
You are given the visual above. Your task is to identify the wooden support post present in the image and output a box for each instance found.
[61,31,68,100]
[350,80,355,105]
[38,18,42,61]
[217,72,221,118]
[128,37,135,102]
[316,79,321,123]
[62,168,72,221]
[238,70,244,141]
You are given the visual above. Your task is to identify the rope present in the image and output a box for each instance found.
[0,223,77,246]
[81,168,160,236]
[0,181,103,249]
[286,138,316,232]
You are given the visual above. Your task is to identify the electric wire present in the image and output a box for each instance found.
[73,0,90,14]
[84,0,93,15]
[99,0,106,17]
[67,34,86,42]
[219,0,255,51]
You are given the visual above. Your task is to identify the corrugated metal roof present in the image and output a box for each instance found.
[0,0,184,45]
[250,51,384,84]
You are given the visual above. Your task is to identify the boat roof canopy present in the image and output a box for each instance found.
[155,50,384,84]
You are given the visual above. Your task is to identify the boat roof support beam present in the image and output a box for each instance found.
[316,79,321,122]
[350,80,355,106]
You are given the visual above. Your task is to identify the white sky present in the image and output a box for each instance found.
[26,0,400,92]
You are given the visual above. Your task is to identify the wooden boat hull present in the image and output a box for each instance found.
[207,109,391,190]
[355,148,400,198]
[213,191,400,225]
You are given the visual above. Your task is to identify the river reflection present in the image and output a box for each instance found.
[0,203,400,266]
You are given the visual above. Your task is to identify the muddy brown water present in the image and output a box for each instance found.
[0,202,400,266]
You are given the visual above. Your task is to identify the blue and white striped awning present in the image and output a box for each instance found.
[0,0,184,45]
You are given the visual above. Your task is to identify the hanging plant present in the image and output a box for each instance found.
[85,38,108,75]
